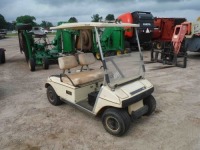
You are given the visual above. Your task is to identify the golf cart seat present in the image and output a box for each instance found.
[58,54,103,86]
[78,53,96,69]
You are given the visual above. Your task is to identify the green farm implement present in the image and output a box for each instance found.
[16,22,129,71]
[93,27,125,60]
[17,23,77,71]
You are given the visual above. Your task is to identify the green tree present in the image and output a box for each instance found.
[105,14,115,21]
[16,15,37,26]
[40,21,53,29]
[0,14,7,29]
[68,17,78,23]
[91,14,103,22]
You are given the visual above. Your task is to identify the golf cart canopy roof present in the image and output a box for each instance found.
[50,22,140,30]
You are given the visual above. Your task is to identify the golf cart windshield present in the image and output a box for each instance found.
[105,51,143,88]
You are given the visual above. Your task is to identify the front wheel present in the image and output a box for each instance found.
[28,58,35,71]
[102,108,131,136]
[143,95,156,116]
[47,86,63,106]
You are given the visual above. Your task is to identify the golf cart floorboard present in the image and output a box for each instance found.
[76,100,93,111]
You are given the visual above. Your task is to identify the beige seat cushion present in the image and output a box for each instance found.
[62,69,104,86]
[78,53,96,66]
[58,55,78,70]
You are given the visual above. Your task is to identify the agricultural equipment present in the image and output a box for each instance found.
[117,11,154,50]
[150,18,187,68]
[151,19,200,68]
[0,48,5,64]
[51,29,77,54]
[152,18,186,49]
[17,21,128,70]
[45,22,156,136]
[93,27,125,59]
[176,21,200,53]
[17,24,56,71]
[75,26,126,59]
[16,23,78,71]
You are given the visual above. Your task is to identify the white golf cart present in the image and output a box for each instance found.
[45,22,156,136]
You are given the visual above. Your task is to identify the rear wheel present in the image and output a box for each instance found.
[102,108,131,136]
[47,86,63,106]
[43,58,49,70]
[0,48,5,63]
[28,58,35,71]
[143,95,156,116]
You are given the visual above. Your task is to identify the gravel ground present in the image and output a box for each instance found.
[0,36,200,150]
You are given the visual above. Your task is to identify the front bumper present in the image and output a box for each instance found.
[122,87,154,108]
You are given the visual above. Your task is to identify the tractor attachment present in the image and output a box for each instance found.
[91,27,126,60]
[150,42,187,68]
[17,24,59,71]
[16,23,78,71]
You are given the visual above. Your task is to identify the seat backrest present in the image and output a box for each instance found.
[78,53,96,66]
[58,55,78,70]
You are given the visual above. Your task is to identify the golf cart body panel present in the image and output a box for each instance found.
[46,75,153,116]
[93,78,153,114]
[46,76,103,104]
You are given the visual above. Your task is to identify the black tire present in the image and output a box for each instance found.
[102,108,131,136]
[16,24,32,31]
[183,54,187,68]
[43,58,49,70]
[47,86,63,106]
[0,48,6,64]
[143,95,156,116]
[120,109,131,131]
[28,58,35,71]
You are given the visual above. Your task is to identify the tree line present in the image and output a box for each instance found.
[0,14,115,30]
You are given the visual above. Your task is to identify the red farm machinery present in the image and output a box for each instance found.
[172,20,200,57]
[152,18,186,49]
[117,11,154,51]
[150,18,189,68]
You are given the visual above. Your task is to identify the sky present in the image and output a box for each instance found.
[0,0,199,25]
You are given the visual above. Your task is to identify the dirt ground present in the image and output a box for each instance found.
[0,36,200,150]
